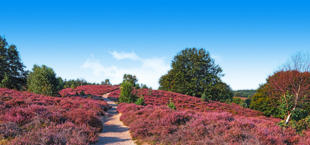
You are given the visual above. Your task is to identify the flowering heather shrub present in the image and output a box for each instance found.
[10,122,98,144]
[59,85,119,98]
[110,88,262,117]
[118,103,310,145]
[0,88,109,144]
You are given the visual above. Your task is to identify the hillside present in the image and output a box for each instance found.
[109,88,262,117]
[0,87,112,144]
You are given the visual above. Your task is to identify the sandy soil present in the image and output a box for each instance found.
[95,93,135,145]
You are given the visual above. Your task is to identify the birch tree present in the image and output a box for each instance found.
[268,52,310,124]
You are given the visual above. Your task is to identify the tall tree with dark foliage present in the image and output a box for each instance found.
[159,48,233,101]
[0,36,28,90]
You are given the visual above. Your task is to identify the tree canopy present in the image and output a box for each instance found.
[0,36,28,90]
[123,74,138,86]
[27,65,59,96]
[159,48,232,101]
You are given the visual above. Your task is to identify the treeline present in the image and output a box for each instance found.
[233,89,256,98]
[0,36,113,96]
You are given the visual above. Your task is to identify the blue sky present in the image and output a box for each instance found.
[1,0,310,90]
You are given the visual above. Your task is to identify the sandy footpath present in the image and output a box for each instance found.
[95,93,135,145]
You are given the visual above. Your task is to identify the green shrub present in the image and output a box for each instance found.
[232,97,242,104]
[75,91,79,96]
[168,98,176,110]
[135,95,145,106]
[27,65,59,96]
[71,84,77,90]
[201,92,208,101]
[119,81,137,103]
[80,90,86,96]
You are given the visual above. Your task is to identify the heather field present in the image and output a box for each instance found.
[59,85,120,98]
[109,88,262,117]
[108,88,310,144]
[0,87,112,144]
[117,103,310,145]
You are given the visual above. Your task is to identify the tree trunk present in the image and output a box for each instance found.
[285,113,291,125]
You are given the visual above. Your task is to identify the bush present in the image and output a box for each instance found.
[201,92,209,101]
[134,95,145,106]
[27,65,59,96]
[80,90,86,96]
[71,84,77,90]
[168,98,176,110]
[119,81,137,103]
[232,97,242,104]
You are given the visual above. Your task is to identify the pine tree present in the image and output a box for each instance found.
[0,36,28,90]
[27,65,59,96]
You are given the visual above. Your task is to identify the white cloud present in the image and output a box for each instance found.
[109,51,141,61]
[81,52,171,89]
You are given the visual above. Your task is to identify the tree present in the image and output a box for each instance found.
[123,74,138,86]
[119,81,137,103]
[159,48,231,99]
[0,36,28,90]
[57,77,64,91]
[250,84,282,118]
[27,65,59,96]
[101,79,111,85]
[268,52,310,124]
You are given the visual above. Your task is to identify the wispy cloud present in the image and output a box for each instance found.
[81,52,170,89]
[109,51,141,61]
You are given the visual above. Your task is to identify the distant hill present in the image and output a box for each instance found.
[233,89,256,98]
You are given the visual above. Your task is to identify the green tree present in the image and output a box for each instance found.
[123,74,138,86]
[250,84,281,118]
[27,65,59,96]
[101,79,111,85]
[57,77,64,91]
[159,48,231,100]
[71,84,77,90]
[119,81,137,103]
[0,36,28,90]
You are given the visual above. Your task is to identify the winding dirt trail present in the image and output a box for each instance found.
[95,93,135,145]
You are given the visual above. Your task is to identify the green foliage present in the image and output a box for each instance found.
[168,98,176,110]
[119,81,137,103]
[201,92,208,101]
[135,84,140,89]
[244,99,251,107]
[141,84,148,89]
[63,78,91,88]
[135,95,145,106]
[123,74,138,86]
[232,97,242,104]
[240,102,248,108]
[27,65,59,96]
[278,92,309,122]
[71,84,77,90]
[56,77,64,91]
[0,73,10,88]
[278,115,310,133]
[233,89,256,97]
[0,36,28,90]
[80,90,86,96]
[75,91,79,96]
[101,79,111,85]
[148,88,153,96]
[250,84,282,118]
[159,48,232,101]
